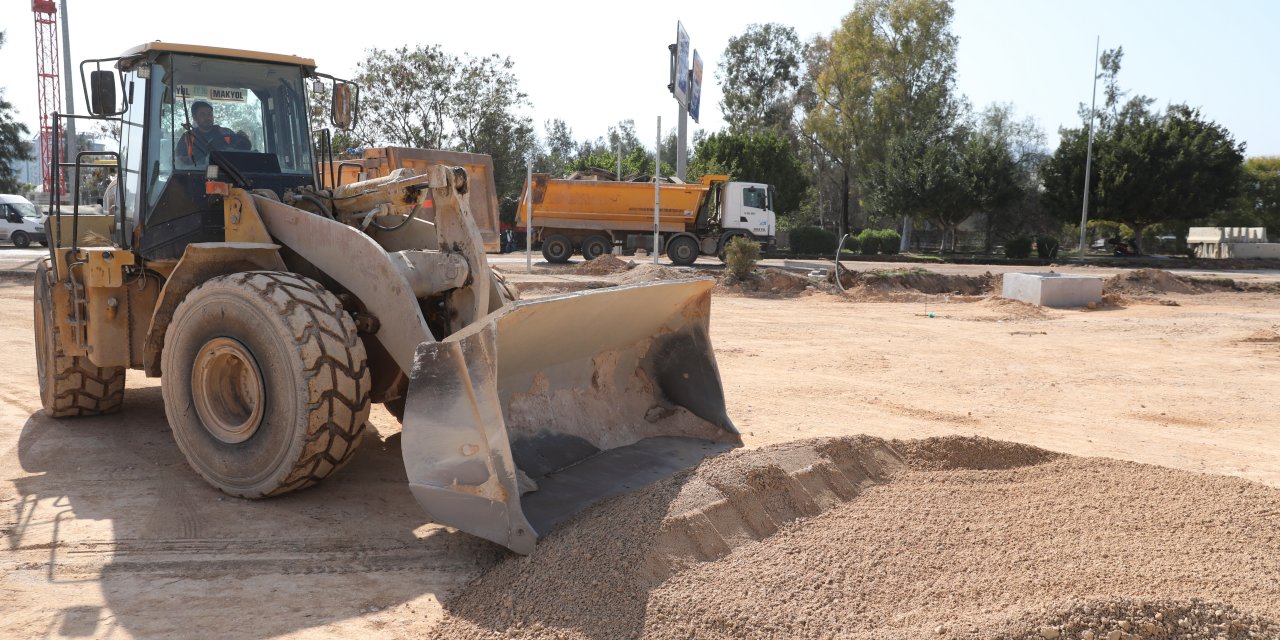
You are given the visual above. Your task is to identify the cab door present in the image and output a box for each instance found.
[0,204,15,240]
[736,184,772,238]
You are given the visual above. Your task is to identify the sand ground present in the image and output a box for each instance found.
[1,270,1278,639]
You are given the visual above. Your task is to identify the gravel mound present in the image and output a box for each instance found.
[1104,269,1199,296]
[993,598,1276,639]
[1240,329,1280,344]
[429,436,1280,638]
[837,268,996,296]
[617,264,704,284]
[572,254,632,276]
[719,268,815,296]
[977,296,1058,320]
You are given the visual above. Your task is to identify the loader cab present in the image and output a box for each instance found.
[87,43,355,261]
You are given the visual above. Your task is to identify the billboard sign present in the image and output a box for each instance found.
[672,21,690,108]
[689,50,703,123]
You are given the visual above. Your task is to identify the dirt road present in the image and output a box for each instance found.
[2,275,1278,638]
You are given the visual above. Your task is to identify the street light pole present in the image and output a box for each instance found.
[1078,36,1101,257]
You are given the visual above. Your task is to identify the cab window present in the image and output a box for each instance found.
[743,186,767,210]
[146,53,314,197]
[10,201,40,219]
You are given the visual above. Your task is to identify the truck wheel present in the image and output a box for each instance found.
[34,259,125,417]
[541,234,573,263]
[12,231,30,248]
[161,271,371,498]
[667,235,700,266]
[580,235,611,260]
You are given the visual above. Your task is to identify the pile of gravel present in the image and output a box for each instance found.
[1104,269,1200,296]
[571,254,632,276]
[434,436,1280,639]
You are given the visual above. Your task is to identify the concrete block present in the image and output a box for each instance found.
[1002,272,1103,308]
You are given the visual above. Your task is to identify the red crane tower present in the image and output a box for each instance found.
[32,0,62,193]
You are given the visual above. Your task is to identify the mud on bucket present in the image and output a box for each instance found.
[400,279,740,554]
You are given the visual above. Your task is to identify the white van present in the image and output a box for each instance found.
[0,194,47,248]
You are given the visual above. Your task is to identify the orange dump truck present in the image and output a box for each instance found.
[517,174,777,265]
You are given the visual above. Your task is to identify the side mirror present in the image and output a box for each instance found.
[332,82,358,131]
[89,70,119,116]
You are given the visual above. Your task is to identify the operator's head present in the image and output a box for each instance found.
[191,101,214,129]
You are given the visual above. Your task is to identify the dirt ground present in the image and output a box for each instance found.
[2,265,1279,638]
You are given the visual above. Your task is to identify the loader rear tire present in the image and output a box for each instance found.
[161,271,371,498]
[34,259,125,417]
[541,234,573,263]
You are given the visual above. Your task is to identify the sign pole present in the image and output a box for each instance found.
[654,116,661,265]
[676,105,687,181]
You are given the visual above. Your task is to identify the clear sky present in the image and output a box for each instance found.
[0,0,1275,156]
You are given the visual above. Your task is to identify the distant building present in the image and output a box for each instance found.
[6,133,109,203]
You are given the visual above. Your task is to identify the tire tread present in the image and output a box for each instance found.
[36,259,125,417]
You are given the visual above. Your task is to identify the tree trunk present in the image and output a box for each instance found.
[1132,223,1144,255]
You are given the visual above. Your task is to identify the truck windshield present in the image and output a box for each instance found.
[10,201,40,219]
[743,186,767,210]
[146,54,313,202]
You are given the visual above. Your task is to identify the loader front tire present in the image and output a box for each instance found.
[161,271,371,498]
[34,259,125,417]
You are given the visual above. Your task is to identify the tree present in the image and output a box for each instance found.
[691,130,808,215]
[0,32,32,194]
[352,45,535,216]
[1221,156,1280,231]
[1042,48,1244,253]
[560,120,671,179]
[861,116,963,248]
[536,118,576,176]
[718,23,804,133]
[968,104,1048,252]
[804,0,960,239]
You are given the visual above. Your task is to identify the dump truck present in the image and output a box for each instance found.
[517,173,777,265]
[36,42,739,554]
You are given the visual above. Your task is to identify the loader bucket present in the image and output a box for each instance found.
[401,278,739,554]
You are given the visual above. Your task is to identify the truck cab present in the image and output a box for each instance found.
[719,181,776,249]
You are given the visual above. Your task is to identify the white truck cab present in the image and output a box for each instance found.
[721,181,777,247]
[0,194,47,248]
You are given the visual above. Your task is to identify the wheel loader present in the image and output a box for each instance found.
[35,42,739,554]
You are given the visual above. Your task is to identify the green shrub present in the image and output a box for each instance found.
[856,228,880,255]
[1005,236,1033,259]
[877,229,902,255]
[789,226,839,255]
[725,236,760,279]
[1034,236,1060,259]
